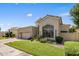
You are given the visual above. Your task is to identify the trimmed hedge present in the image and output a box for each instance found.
[55,36,63,44]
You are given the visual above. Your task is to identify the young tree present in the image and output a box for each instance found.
[69,27,76,33]
[0,28,1,32]
[5,32,9,37]
[70,4,79,28]
[5,31,15,38]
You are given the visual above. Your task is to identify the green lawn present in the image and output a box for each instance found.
[0,37,8,40]
[6,40,64,56]
[65,41,79,56]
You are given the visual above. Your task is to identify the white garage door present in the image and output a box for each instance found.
[22,32,32,39]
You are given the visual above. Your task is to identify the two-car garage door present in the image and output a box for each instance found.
[22,32,32,39]
[18,32,32,39]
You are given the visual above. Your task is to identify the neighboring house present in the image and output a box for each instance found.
[61,24,70,33]
[16,15,71,40]
[17,26,37,39]
[0,31,5,37]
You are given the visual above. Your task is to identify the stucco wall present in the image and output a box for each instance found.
[61,32,79,41]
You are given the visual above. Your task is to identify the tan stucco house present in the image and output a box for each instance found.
[36,15,70,40]
[15,15,71,40]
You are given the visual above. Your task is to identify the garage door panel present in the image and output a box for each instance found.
[22,32,32,39]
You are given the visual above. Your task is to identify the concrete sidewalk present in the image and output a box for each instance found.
[0,38,32,56]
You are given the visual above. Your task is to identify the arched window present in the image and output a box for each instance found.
[42,25,54,38]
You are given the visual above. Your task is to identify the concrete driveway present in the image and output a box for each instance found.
[0,38,32,56]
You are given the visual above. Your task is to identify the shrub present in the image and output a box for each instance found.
[12,34,15,37]
[65,47,79,56]
[65,42,79,56]
[55,36,63,44]
[69,28,76,33]
[5,31,15,38]
[36,36,43,41]
[40,39,47,43]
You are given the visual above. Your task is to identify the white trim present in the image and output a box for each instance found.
[54,27,56,40]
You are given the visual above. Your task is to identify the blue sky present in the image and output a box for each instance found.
[0,3,75,31]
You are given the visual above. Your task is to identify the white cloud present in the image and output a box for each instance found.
[26,13,33,17]
[58,12,70,17]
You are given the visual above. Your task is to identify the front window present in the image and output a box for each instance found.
[42,25,54,38]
